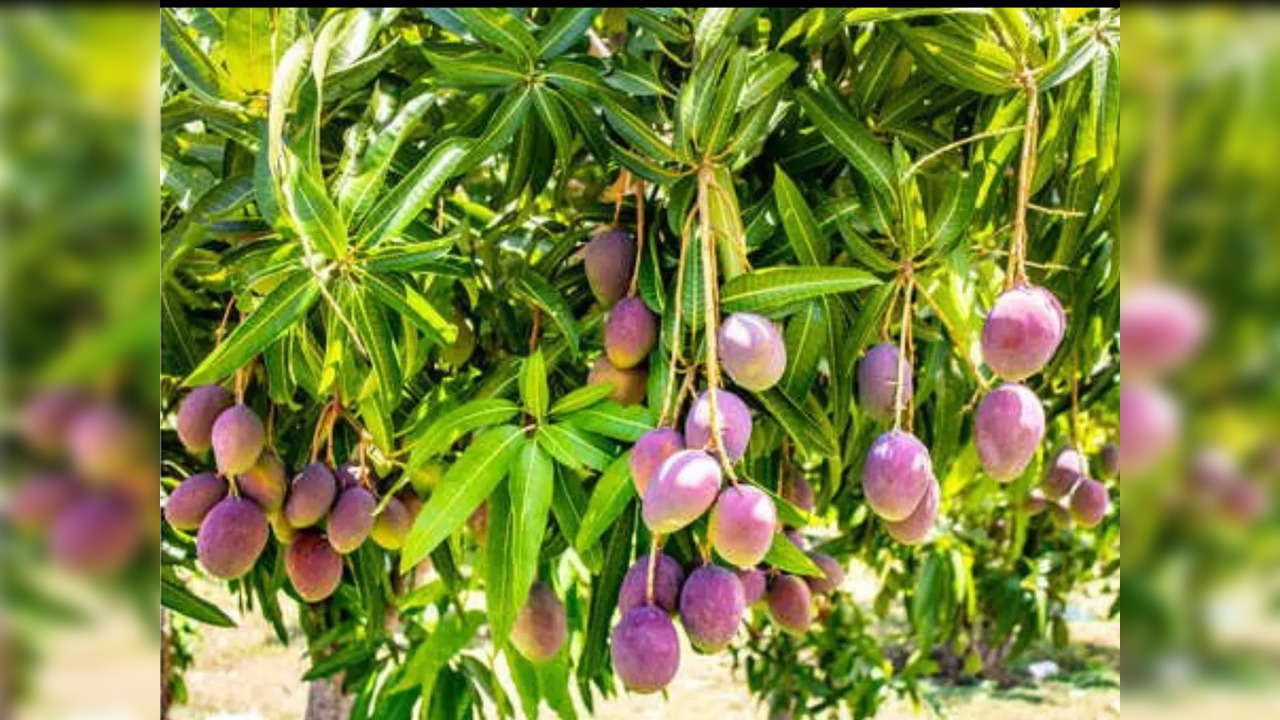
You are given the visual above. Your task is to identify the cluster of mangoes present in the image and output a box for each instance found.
[9,388,152,575]
[165,385,420,601]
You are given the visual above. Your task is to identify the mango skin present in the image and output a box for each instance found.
[19,388,84,454]
[618,553,685,615]
[684,389,752,463]
[1119,382,1179,476]
[68,404,140,482]
[709,484,777,568]
[587,356,647,406]
[286,530,343,602]
[858,343,913,422]
[981,285,1064,381]
[284,462,337,528]
[327,487,377,554]
[974,383,1045,482]
[629,428,684,495]
[642,450,722,534]
[210,404,265,476]
[1069,478,1110,528]
[176,385,234,454]
[165,472,228,531]
[678,565,746,653]
[370,495,412,550]
[196,496,269,580]
[9,472,82,533]
[718,313,787,392]
[861,430,933,521]
[510,582,567,663]
[1043,448,1085,499]
[736,568,767,606]
[238,452,287,512]
[50,493,141,575]
[804,552,846,594]
[583,228,636,308]
[884,479,939,545]
[610,605,680,694]
[767,574,813,635]
[1120,283,1205,378]
[604,297,657,369]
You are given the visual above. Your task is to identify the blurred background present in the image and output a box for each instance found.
[0,8,159,719]
[0,5,1279,720]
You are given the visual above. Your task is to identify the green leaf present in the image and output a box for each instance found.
[532,87,574,168]
[544,59,614,100]
[601,104,682,165]
[351,287,401,409]
[754,387,839,458]
[579,504,634,682]
[358,137,473,247]
[773,166,829,265]
[537,423,613,473]
[282,152,348,260]
[575,452,635,552]
[739,53,798,111]
[763,533,823,577]
[781,301,826,399]
[538,8,599,59]
[895,25,1017,95]
[702,47,749,152]
[161,575,236,627]
[407,398,521,461]
[402,425,524,571]
[185,270,321,386]
[720,266,881,315]
[845,8,989,23]
[334,88,438,224]
[795,88,897,204]
[362,272,456,346]
[926,170,979,253]
[519,349,549,420]
[425,50,526,88]
[561,402,656,443]
[224,8,274,93]
[455,8,538,61]
[549,384,613,417]
[507,440,554,617]
[1036,28,1100,90]
[486,475,516,646]
[510,271,581,357]
[161,8,228,102]
[462,86,533,171]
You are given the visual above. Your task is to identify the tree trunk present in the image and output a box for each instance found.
[305,675,354,720]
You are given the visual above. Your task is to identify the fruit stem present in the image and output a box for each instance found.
[696,165,738,483]
[528,305,542,353]
[880,275,903,342]
[611,169,631,227]
[892,270,915,432]
[1006,68,1040,291]
[644,533,662,605]
[628,177,645,297]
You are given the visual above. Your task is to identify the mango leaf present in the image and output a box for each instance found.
[350,287,401,409]
[425,50,526,88]
[549,384,615,417]
[185,270,321,385]
[508,440,554,613]
[161,575,236,627]
[282,153,348,260]
[462,85,533,171]
[773,166,830,265]
[455,8,538,62]
[532,87,574,168]
[407,398,521,460]
[544,59,614,100]
[763,532,823,577]
[740,52,798,111]
[579,505,634,683]
[895,25,1017,95]
[754,387,839,458]
[510,271,581,358]
[537,424,613,473]
[224,8,274,93]
[538,8,599,59]
[575,452,635,556]
[358,137,473,247]
[781,301,826,399]
[720,266,880,316]
[519,349,549,421]
[845,8,989,23]
[561,402,655,442]
[796,88,897,204]
[601,103,682,165]
[702,46,749,153]
[161,8,228,102]
[362,272,456,346]
[402,425,524,571]
[926,170,979,253]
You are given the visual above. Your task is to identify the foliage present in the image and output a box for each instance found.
[160,7,1120,719]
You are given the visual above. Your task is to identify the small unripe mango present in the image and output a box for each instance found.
[735,568,767,606]
[618,553,685,615]
[587,356,647,406]
[286,530,343,602]
[1042,448,1085,500]
[20,388,84,454]
[767,574,812,634]
[1069,478,1109,528]
[804,552,845,594]
[238,452,286,512]
[780,471,814,515]
[604,297,657,369]
[371,495,412,550]
[327,487,376,554]
[858,343,913,423]
[583,228,636,308]
[284,462,337,528]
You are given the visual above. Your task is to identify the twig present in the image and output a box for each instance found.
[696,166,738,483]
[904,125,1026,179]
[1005,69,1041,290]
[892,270,914,432]
[628,178,646,297]
[658,208,698,427]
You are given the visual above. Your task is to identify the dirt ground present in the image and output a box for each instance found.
[169,562,1124,720]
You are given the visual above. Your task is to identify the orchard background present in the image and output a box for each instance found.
[159,8,1121,719]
